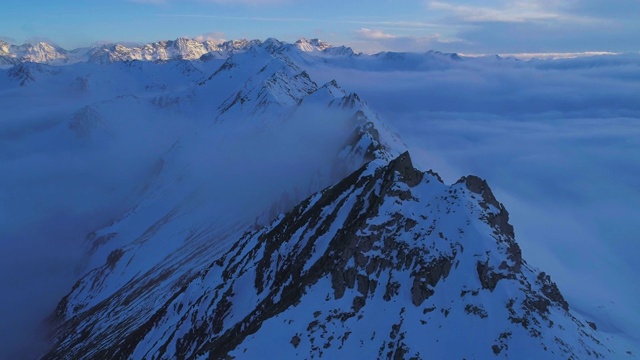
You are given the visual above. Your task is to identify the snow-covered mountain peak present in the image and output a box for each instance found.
[323,45,357,57]
[6,62,55,85]
[308,79,347,100]
[293,38,356,57]
[425,49,463,61]
[215,64,318,119]
[219,38,260,51]
[261,37,285,52]
[0,40,69,65]
[43,146,620,359]
[295,38,332,52]
[0,40,12,55]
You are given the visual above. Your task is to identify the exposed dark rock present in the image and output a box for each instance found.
[477,261,507,291]
[411,278,434,306]
[426,170,444,184]
[105,248,124,269]
[465,304,488,318]
[384,280,401,301]
[291,335,301,348]
[357,274,370,296]
[388,152,424,187]
[410,256,453,306]
[87,232,118,253]
[537,272,569,311]
[488,204,515,239]
[458,175,514,238]
[352,296,366,312]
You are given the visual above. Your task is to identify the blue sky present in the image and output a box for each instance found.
[1,0,639,54]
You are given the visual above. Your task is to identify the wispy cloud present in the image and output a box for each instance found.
[206,0,288,3]
[192,31,226,43]
[353,28,464,53]
[132,0,288,4]
[343,20,444,30]
[356,28,396,40]
[494,51,619,60]
[428,1,559,23]
[156,13,313,23]
[157,14,447,30]
[427,0,597,24]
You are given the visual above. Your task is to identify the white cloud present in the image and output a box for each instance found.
[213,0,287,3]
[353,28,464,53]
[428,1,558,22]
[129,0,166,4]
[131,0,288,4]
[427,0,595,24]
[193,31,226,43]
[356,28,396,40]
[156,13,312,23]
[494,51,619,60]
[347,20,444,30]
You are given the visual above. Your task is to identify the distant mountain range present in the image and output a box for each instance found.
[0,37,355,65]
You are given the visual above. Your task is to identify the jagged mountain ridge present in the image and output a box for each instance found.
[2,37,630,358]
[41,43,411,359]
[45,149,618,359]
[0,37,357,66]
[0,36,470,70]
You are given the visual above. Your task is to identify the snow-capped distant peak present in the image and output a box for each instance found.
[320,79,346,98]
[425,49,463,60]
[0,40,12,55]
[0,40,69,65]
[261,37,284,52]
[295,38,332,52]
[0,37,360,66]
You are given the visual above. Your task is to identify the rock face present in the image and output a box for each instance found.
[44,150,613,359]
